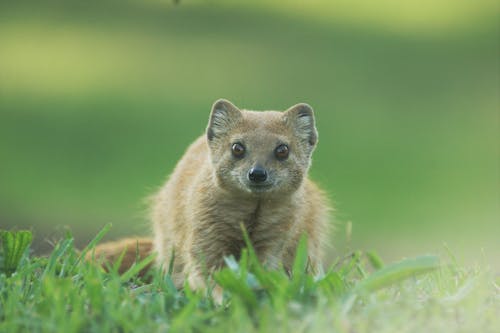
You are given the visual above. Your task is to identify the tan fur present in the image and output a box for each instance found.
[88,99,331,291]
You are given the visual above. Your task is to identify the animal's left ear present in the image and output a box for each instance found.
[284,103,318,146]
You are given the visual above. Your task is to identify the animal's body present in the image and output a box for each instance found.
[88,99,331,291]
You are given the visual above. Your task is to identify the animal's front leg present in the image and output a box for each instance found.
[184,260,224,304]
[185,229,230,303]
[251,221,294,272]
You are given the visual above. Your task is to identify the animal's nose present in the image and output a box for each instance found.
[248,166,268,183]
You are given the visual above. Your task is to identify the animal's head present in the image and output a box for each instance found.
[206,99,318,196]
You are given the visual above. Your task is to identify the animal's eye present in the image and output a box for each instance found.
[231,143,245,158]
[275,144,289,160]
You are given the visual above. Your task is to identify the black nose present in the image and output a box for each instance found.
[248,166,268,183]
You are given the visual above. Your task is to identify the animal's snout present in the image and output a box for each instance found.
[248,166,268,183]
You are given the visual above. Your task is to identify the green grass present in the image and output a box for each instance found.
[0,229,498,332]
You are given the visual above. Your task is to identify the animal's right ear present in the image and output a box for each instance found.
[207,99,242,141]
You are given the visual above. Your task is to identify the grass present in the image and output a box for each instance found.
[0,229,498,333]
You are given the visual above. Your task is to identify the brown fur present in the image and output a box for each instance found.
[88,99,331,291]
[84,238,153,276]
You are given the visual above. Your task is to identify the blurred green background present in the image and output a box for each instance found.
[0,0,498,267]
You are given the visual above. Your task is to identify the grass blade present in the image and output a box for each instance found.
[354,255,440,294]
[0,230,33,276]
[366,251,384,270]
[73,223,112,270]
[119,252,157,282]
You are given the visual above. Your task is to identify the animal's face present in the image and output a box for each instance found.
[206,99,318,196]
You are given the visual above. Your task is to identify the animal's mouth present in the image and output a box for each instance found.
[247,183,274,193]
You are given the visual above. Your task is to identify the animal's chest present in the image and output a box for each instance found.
[214,200,296,247]
[193,194,298,251]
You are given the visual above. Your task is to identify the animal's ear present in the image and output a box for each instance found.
[284,103,318,146]
[207,99,242,141]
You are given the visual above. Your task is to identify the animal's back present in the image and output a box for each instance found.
[151,136,211,284]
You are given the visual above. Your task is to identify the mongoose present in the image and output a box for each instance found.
[88,99,331,291]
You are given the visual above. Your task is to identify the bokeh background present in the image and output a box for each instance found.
[1,0,498,268]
